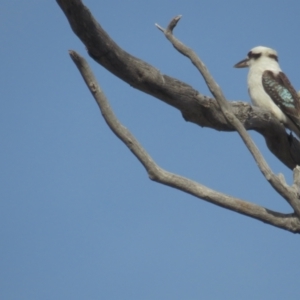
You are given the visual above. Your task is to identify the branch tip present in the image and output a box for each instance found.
[68,49,75,57]
[155,23,164,32]
[167,15,182,32]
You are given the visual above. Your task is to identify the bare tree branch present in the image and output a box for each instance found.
[56,0,300,169]
[155,16,300,219]
[69,50,300,233]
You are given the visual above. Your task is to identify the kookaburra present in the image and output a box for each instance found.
[234,46,300,137]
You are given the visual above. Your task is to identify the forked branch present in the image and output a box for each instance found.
[57,0,300,233]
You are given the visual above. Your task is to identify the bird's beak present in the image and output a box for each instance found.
[234,58,249,68]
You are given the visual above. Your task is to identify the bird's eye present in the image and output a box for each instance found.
[248,51,261,60]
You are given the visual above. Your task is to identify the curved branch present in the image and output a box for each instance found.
[56,0,300,169]
[155,16,300,218]
[69,50,300,234]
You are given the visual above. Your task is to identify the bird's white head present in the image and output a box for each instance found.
[234,46,279,69]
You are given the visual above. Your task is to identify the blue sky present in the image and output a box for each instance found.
[1,0,300,299]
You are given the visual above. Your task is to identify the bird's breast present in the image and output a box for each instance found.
[247,69,287,123]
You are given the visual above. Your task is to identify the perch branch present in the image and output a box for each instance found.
[56,0,300,169]
[69,49,300,233]
[156,16,300,218]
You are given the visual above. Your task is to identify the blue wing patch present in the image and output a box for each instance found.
[262,70,300,131]
[262,70,300,113]
[262,72,295,108]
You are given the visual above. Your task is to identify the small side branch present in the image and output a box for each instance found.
[69,50,300,233]
[156,16,300,218]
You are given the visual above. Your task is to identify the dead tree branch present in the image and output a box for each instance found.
[69,50,300,233]
[56,0,300,233]
[56,0,300,169]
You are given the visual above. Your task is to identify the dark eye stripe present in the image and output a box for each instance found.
[268,54,278,61]
[248,51,261,59]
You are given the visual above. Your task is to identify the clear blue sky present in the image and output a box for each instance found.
[1,0,300,299]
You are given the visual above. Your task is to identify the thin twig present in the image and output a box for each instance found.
[68,50,300,233]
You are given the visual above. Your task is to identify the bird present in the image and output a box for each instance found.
[234,46,300,137]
